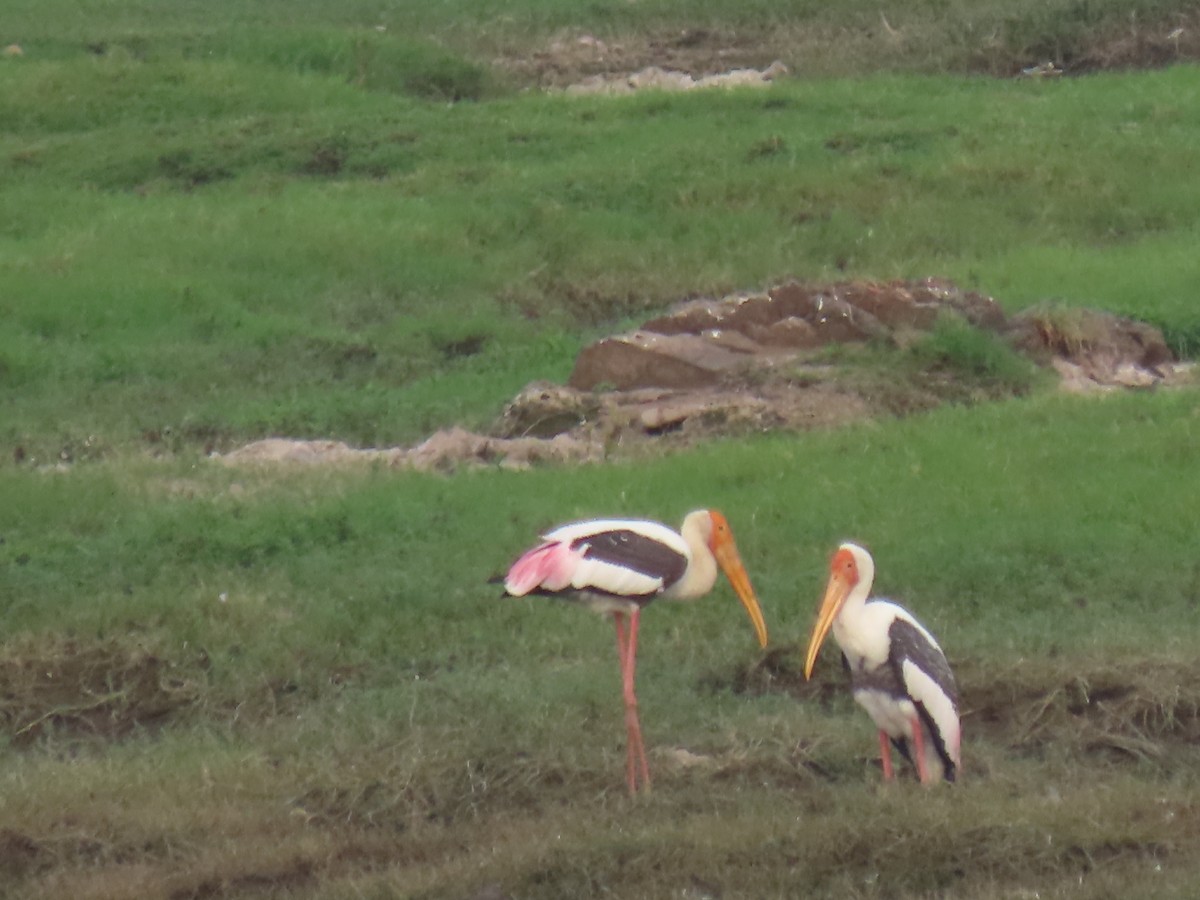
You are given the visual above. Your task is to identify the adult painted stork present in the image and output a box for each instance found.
[501,510,769,794]
[803,542,960,785]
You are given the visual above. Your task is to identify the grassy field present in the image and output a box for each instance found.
[3,2,1200,898]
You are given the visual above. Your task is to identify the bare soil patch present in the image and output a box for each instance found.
[498,28,789,91]
[498,14,1200,90]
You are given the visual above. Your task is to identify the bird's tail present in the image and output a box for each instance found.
[501,541,574,595]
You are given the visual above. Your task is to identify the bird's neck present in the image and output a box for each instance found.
[668,526,717,600]
[679,548,717,599]
[831,579,874,648]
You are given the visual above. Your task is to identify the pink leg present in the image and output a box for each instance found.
[613,611,650,794]
[878,730,895,781]
[910,714,931,784]
[625,610,651,790]
[614,612,629,673]
[609,614,638,796]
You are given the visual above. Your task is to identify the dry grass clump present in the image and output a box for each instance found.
[0,635,209,747]
[731,645,1200,770]
[961,655,1200,764]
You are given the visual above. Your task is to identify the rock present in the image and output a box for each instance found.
[764,282,825,318]
[494,381,599,438]
[641,299,730,335]
[746,316,819,348]
[568,331,753,390]
[803,293,889,343]
[835,282,941,331]
[700,328,764,354]
[907,277,1008,330]
[636,395,765,433]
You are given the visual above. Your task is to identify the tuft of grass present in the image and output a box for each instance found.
[910,312,1041,393]
[202,28,494,102]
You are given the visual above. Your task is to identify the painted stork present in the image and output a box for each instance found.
[501,509,769,794]
[803,542,960,784]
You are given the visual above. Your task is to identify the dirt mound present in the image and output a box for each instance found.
[492,278,1188,453]
[1008,305,1183,393]
[215,427,602,471]
[566,279,1007,391]
[501,16,1200,90]
[214,279,1192,471]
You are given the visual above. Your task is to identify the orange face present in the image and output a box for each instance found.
[706,510,732,549]
[829,546,860,588]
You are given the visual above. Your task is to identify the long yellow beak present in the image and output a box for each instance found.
[713,539,769,649]
[804,571,851,679]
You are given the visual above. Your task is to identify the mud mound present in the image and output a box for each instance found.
[563,279,1179,393]
[490,279,1189,457]
[214,279,1192,472]
[0,636,208,746]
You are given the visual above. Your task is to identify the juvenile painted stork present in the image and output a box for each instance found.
[501,510,769,794]
[804,542,960,785]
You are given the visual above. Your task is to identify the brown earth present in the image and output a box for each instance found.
[216,278,1193,472]
[497,14,1200,91]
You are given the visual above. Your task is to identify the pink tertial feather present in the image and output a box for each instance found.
[504,541,578,595]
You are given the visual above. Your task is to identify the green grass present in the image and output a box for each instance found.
[3,62,1200,458]
[3,0,1194,76]
[3,394,1200,897]
[4,2,1200,897]
[4,390,1199,667]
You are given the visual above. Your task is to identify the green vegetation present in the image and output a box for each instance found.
[5,59,1200,457]
[2,1,1200,897]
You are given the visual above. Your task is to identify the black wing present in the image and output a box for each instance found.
[887,617,959,781]
[887,619,958,705]
[570,529,690,590]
